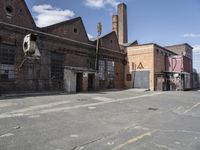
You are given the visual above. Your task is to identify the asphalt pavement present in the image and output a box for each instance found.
[0,89,200,150]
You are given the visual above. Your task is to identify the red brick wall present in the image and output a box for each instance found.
[0,0,36,29]
[41,18,89,43]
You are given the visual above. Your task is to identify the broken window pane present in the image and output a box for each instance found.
[0,43,15,80]
[51,52,64,80]
[98,60,105,80]
[107,60,115,81]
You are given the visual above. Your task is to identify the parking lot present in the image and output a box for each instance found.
[0,89,200,150]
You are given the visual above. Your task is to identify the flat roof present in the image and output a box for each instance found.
[128,43,177,55]
[165,43,193,49]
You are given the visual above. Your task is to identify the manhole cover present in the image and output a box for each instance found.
[77,99,88,101]
[148,107,159,111]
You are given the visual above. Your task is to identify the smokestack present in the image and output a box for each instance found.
[112,15,118,37]
[117,3,128,44]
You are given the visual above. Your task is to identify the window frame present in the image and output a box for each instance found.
[51,52,64,80]
[98,60,105,81]
[0,43,16,81]
[107,60,115,81]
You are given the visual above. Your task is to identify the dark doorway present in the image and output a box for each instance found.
[76,73,83,92]
[166,75,170,91]
[88,73,94,91]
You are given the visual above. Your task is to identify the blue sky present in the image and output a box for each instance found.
[25,0,200,72]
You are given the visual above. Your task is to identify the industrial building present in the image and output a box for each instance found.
[0,0,196,94]
[123,43,193,91]
[111,3,194,91]
[0,0,125,94]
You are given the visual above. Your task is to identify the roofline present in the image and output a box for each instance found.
[41,17,90,41]
[165,43,193,49]
[41,17,81,29]
[90,31,116,41]
[120,40,138,47]
[0,21,125,55]
[154,43,177,55]
[21,0,36,27]
[128,43,177,55]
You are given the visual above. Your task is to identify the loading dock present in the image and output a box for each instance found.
[132,70,150,89]
[64,66,96,93]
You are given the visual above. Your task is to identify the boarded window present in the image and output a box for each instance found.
[0,44,15,80]
[98,60,105,80]
[126,74,132,81]
[51,52,64,80]
[107,61,115,80]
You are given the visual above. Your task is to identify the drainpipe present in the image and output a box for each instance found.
[95,22,102,71]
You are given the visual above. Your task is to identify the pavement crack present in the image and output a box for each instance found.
[0,126,21,137]
[71,137,104,150]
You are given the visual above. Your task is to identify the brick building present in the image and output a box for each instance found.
[124,44,176,91]
[0,0,125,94]
[0,1,195,93]
[123,43,193,91]
[111,3,194,91]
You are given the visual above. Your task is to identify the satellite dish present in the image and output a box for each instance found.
[23,33,40,58]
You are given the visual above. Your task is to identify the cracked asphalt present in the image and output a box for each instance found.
[0,89,200,150]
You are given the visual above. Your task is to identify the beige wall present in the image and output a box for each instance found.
[125,44,154,90]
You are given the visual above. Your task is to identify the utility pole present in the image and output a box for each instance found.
[95,22,102,71]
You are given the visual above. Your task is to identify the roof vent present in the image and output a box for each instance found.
[5,5,13,15]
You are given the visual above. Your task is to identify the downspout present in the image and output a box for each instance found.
[95,36,100,70]
[95,22,102,71]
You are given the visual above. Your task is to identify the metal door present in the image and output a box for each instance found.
[88,73,94,91]
[76,73,83,92]
[132,71,150,89]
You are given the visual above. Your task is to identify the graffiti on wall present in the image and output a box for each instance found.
[132,62,144,70]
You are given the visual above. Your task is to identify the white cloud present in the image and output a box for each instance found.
[32,4,75,27]
[87,33,94,39]
[183,33,200,38]
[84,0,119,9]
[193,45,200,54]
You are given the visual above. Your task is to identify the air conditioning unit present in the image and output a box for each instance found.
[23,33,40,58]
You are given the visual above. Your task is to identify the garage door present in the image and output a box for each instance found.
[132,71,150,89]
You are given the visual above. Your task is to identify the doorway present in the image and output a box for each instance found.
[132,71,150,89]
[88,73,94,91]
[76,73,83,92]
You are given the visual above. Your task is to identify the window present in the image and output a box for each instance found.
[107,61,115,80]
[126,74,132,81]
[5,5,14,17]
[51,52,64,80]
[0,44,15,80]
[98,60,105,80]
[156,49,159,54]
[73,28,78,33]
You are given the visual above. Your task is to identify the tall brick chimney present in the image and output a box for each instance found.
[117,3,128,44]
[112,15,118,37]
